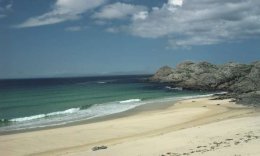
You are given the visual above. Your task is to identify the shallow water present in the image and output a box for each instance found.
[0,75,211,132]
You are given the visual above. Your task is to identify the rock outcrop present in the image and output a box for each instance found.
[150,61,260,105]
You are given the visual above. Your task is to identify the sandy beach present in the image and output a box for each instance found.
[0,97,259,156]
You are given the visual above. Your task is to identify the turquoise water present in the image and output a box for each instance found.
[0,75,211,132]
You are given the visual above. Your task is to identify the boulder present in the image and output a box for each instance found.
[92,145,108,151]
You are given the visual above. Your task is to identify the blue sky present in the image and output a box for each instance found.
[0,0,260,79]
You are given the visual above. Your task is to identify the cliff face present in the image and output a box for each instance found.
[150,61,260,105]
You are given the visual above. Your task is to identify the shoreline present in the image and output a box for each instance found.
[0,98,177,135]
[0,96,259,156]
[0,94,216,135]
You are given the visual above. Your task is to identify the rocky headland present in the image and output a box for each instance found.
[150,61,260,105]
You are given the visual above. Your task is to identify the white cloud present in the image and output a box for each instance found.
[93,2,147,20]
[65,26,88,31]
[94,20,108,26]
[106,27,119,33]
[0,0,13,19]
[132,11,148,20]
[168,0,183,7]
[12,0,260,47]
[14,0,106,28]
[118,0,260,47]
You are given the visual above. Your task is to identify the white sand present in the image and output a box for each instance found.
[0,97,259,156]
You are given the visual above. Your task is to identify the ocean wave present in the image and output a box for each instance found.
[177,92,227,100]
[0,100,145,132]
[6,99,142,124]
[10,114,46,122]
[97,81,106,84]
[119,99,142,104]
[75,82,91,85]
[0,92,224,132]
[165,86,183,91]
[0,118,9,123]
[47,108,80,116]
[9,108,80,122]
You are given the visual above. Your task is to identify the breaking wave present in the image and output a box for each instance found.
[9,108,81,122]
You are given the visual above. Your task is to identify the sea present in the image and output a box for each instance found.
[0,75,213,132]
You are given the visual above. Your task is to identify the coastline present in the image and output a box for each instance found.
[0,97,178,135]
[0,96,259,156]
[0,94,215,135]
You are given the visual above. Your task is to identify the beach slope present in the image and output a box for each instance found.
[0,97,259,156]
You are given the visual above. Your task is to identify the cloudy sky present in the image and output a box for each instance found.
[1,0,260,79]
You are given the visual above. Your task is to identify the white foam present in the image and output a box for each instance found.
[10,108,80,122]
[47,108,80,116]
[119,99,141,104]
[97,81,106,84]
[10,114,46,122]
[177,92,227,100]
[1,92,224,132]
[165,86,183,91]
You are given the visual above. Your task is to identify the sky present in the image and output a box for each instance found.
[0,0,260,79]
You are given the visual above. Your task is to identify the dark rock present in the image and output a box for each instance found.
[150,66,174,82]
[236,91,260,105]
[225,138,233,141]
[92,145,107,151]
[150,61,260,106]
[234,141,240,145]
